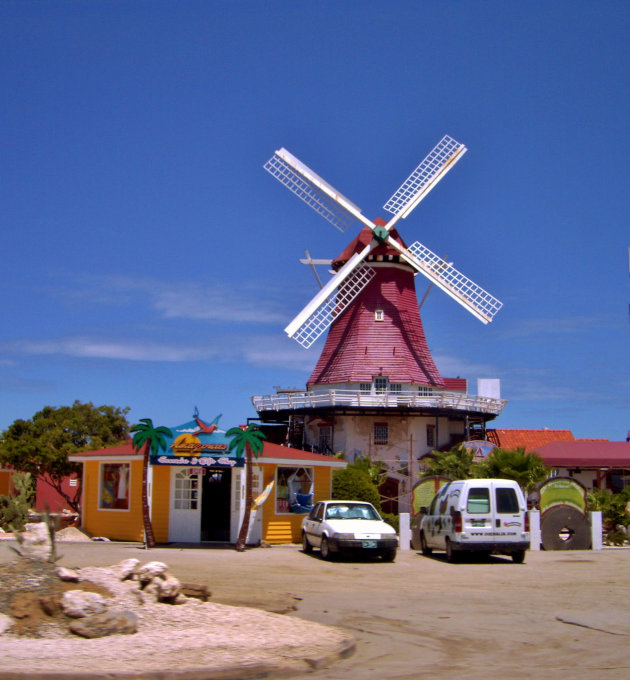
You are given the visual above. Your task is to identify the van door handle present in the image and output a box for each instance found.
[495,519,500,528]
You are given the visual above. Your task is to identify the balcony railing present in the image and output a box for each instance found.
[251,389,506,416]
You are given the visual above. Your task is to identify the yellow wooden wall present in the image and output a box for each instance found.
[81,460,145,541]
[151,465,171,543]
[260,464,332,544]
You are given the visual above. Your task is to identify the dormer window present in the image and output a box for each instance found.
[374,309,384,322]
[374,377,388,394]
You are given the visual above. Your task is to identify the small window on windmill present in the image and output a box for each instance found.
[374,422,388,445]
[374,377,388,394]
[374,309,384,322]
[390,383,402,394]
[360,383,372,394]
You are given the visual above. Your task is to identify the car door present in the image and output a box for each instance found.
[303,502,325,547]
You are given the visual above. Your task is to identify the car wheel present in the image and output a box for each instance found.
[302,532,313,554]
[381,548,396,562]
[512,550,525,564]
[320,536,332,560]
[419,532,432,556]
[445,538,458,563]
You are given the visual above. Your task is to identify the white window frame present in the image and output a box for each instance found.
[98,462,131,512]
[275,466,314,515]
[374,377,388,394]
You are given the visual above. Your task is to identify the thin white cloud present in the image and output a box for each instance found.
[53,274,291,325]
[2,332,315,372]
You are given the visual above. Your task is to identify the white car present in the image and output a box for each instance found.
[301,500,398,561]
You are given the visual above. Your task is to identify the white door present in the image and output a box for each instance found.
[169,468,201,542]
[247,466,264,545]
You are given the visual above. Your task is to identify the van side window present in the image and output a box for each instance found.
[467,488,490,514]
[429,495,439,515]
[496,488,519,513]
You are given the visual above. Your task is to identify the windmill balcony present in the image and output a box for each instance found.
[251,388,506,417]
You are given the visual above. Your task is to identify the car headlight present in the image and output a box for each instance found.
[334,533,356,540]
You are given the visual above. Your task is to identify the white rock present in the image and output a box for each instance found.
[113,558,140,580]
[0,613,13,635]
[136,561,169,582]
[61,590,108,618]
[56,566,80,582]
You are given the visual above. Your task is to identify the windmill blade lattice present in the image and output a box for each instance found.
[383,135,467,219]
[287,265,376,348]
[406,241,502,324]
[264,148,364,233]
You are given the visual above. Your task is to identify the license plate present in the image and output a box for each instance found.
[362,540,377,548]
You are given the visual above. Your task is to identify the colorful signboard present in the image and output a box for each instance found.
[461,440,497,463]
[150,414,244,468]
[537,477,587,515]
[412,476,451,516]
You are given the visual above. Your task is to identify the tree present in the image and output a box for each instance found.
[130,419,172,548]
[332,466,382,511]
[477,447,549,493]
[0,401,130,512]
[226,424,266,552]
[423,444,477,481]
[0,472,35,531]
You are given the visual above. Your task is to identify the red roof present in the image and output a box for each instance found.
[533,440,630,467]
[68,441,140,460]
[308,228,444,387]
[69,440,345,467]
[443,377,467,391]
[487,429,575,452]
[258,442,346,466]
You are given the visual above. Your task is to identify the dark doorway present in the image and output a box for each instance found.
[201,469,231,541]
[379,477,399,514]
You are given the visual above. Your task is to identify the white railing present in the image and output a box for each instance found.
[251,389,506,416]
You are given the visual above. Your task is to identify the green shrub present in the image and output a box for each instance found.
[332,467,382,511]
[380,512,399,532]
[587,488,630,530]
[0,472,35,531]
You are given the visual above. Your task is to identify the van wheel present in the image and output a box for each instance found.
[445,538,458,563]
[302,532,313,554]
[420,532,432,556]
[512,550,525,564]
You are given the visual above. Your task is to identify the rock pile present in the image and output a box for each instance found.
[0,556,211,639]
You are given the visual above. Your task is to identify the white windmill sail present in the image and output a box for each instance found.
[265,135,502,346]
[264,148,366,233]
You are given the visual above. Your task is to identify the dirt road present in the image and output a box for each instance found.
[3,541,629,679]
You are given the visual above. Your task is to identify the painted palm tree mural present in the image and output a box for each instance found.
[226,423,266,551]
[131,418,172,548]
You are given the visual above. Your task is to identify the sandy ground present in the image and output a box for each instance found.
[2,539,630,679]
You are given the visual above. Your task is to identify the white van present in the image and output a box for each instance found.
[411,479,530,563]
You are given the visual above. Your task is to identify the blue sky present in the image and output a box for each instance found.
[1,1,629,441]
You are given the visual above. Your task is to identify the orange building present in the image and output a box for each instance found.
[68,414,346,545]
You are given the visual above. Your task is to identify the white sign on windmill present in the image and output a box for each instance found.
[264,135,503,349]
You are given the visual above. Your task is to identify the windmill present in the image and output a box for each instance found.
[264,135,502,350]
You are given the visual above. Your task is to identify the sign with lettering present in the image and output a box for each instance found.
[150,414,244,467]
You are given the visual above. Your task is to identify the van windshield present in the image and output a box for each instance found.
[496,488,519,513]
[467,488,490,514]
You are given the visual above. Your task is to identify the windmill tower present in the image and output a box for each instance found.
[252,136,506,513]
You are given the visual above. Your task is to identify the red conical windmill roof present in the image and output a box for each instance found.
[307,223,444,388]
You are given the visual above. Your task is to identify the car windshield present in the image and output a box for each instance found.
[325,504,379,520]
